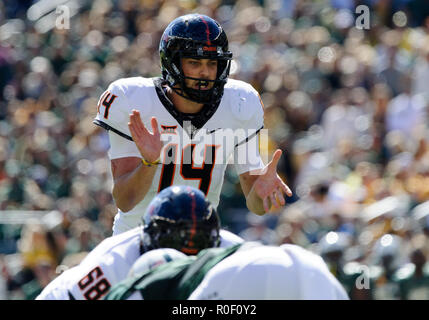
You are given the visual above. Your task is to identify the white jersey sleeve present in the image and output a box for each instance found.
[94,77,155,160]
[225,80,265,175]
[63,228,142,300]
[36,267,80,300]
[94,79,133,142]
[219,229,244,248]
[108,130,140,159]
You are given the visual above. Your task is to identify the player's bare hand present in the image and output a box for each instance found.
[252,149,292,212]
[128,110,163,163]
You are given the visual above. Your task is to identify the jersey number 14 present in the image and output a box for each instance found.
[158,144,219,195]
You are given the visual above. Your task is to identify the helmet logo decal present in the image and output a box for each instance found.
[203,46,216,52]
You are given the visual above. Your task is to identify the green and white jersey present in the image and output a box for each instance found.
[105,244,242,300]
[105,243,349,300]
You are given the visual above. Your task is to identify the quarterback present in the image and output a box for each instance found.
[36,186,243,300]
[105,242,349,300]
[93,13,292,235]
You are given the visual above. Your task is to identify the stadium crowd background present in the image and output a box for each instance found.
[1,0,429,299]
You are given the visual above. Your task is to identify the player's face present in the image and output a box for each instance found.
[181,58,218,90]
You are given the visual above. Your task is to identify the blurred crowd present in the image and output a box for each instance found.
[1,0,429,299]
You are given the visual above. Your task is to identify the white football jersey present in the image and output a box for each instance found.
[94,77,265,234]
[35,228,243,300]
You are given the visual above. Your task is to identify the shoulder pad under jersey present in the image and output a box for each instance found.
[94,77,155,140]
[223,79,264,128]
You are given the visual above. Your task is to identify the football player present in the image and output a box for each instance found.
[105,242,349,300]
[35,186,243,300]
[93,13,292,235]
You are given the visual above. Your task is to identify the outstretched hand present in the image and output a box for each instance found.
[252,149,292,212]
[128,110,163,163]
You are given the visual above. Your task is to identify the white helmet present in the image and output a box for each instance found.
[128,248,187,277]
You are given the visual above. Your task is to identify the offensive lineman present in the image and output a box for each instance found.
[36,186,243,300]
[93,13,292,235]
[105,243,349,300]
